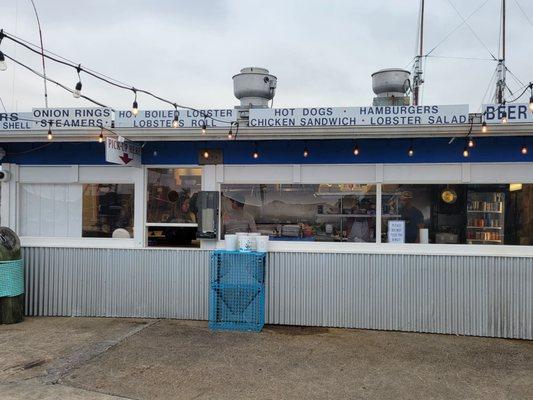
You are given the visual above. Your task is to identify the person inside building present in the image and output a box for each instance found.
[167,191,196,223]
[222,193,257,235]
[399,191,424,243]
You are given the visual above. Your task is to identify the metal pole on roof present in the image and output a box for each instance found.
[495,0,506,104]
[412,0,425,106]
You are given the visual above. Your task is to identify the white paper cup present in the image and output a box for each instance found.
[248,232,260,250]
[238,234,252,252]
[225,234,238,251]
[256,235,269,252]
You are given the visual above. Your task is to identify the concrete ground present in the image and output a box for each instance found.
[0,318,532,400]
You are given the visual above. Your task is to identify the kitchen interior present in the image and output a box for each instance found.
[222,183,532,245]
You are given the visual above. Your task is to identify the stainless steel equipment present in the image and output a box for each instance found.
[233,67,277,109]
[371,68,411,106]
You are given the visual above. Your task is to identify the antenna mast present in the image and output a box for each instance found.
[495,0,506,104]
[412,0,425,105]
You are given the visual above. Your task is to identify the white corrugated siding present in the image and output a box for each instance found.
[23,247,533,339]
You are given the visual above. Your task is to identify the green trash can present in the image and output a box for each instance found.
[0,227,24,324]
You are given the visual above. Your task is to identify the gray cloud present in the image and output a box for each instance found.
[0,0,531,112]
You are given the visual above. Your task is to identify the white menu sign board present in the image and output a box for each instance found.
[249,105,469,127]
[31,108,112,129]
[115,109,237,128]
[105,137,141,167]
[482,103,533,124]
[0,112,35,130]
[388,220,405,244]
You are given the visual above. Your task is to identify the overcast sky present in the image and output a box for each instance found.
[0,0,532,112]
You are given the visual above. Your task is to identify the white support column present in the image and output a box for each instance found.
[376,183,382,244]
[201,165,219,250]
[134,166,145,248]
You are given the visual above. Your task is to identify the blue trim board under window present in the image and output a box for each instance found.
[1,137,531,165]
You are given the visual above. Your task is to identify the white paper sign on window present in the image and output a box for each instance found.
[388,220,405,244]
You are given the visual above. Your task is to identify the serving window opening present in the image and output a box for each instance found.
[146,168,202,248]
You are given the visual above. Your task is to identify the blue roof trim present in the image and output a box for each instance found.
[1,137,531,165]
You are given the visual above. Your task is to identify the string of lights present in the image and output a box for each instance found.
[0,24,530,159]
[3,52,110,109]
[0,29,234,126]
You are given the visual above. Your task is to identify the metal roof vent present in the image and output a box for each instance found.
[371,68,411,106]
[233,67,277,109]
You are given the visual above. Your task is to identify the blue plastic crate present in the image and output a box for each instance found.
[209,250,266,332]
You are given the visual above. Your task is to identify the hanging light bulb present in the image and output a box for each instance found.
[481,121,488,133]
[407,146,414,157]
[467,137,475,148]
[131,89,139,116]
[227,128,233,139]
[201,122,207,135]
[73,81,82,98]
[353,144,360,156]
[0,51,7,71]
[462,146,469,158]
[203,149,210,159]
[73,65,82,98]
[47,128,53,140]
[132,100,139,116]
[153,149,158,157]
[98,130,104,143]
[303,147,309,158]
[172,113,180,128]
[501,110,508,124]
[521,144,528,155]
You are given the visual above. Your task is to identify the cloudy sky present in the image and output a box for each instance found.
[0,0,532,112]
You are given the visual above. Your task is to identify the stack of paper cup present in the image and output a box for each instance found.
[237,233,252,252]
[256,235,269,252]
[248,232,261,251]
[225,234,238,251]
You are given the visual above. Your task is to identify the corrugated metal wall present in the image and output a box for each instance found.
[23,247,533,339]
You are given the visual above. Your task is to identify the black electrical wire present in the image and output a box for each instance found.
[0,96,7,112]
[514,0,533,28]
[28,0,49,108]
[0,30,233,125]
[425,55,495,62]
[425,0,491,57]
[6,142,53,155]
[506,82,533,103]
[4,30,132,88]
[445,0,497,61]
[3,52,111,109]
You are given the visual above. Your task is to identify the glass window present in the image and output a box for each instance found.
[221,184,377,242]
[146,168,202,247]
[82,184,134,238]
[20,183,134,239]
[381,184,533,245]
[20,184,82,237]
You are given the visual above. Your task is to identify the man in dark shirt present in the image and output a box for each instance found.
[399,191,424,243]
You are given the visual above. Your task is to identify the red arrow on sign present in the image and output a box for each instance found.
[119,153,133,164]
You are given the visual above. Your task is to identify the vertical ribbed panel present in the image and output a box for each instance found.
[23,248,533,339]
[265,252,533,340]
[24,247,210,320]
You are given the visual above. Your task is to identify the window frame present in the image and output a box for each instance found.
[15,165,142,248]
[143,165,203,248]
[216,163,533,256]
